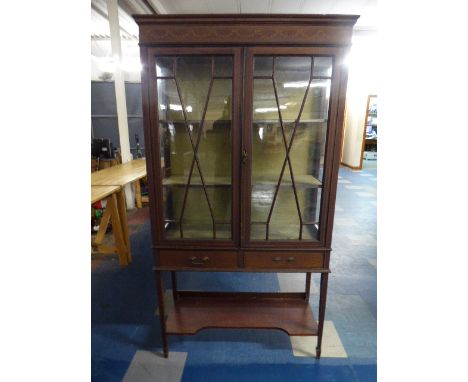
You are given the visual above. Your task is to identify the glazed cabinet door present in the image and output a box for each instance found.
[147,48,241,245]
[242,47,343,246]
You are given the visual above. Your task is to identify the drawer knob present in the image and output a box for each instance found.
[287,256,295,262]
[189,256,209,265]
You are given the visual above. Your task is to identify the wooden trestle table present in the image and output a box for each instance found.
[91,159,148,265]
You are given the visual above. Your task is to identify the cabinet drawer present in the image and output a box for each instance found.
[244,251,324,269]
[158,250,238,269]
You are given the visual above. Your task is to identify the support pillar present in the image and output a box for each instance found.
[106,0,135,209]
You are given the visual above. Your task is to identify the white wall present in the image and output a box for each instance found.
[341,30,378,168]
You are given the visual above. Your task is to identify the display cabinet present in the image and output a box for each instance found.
[135,14,358,358]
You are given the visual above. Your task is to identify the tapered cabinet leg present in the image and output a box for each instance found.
[305,272,311,301]
[316,272,329,359]
[155,270,169,358]
[171,271,178,302]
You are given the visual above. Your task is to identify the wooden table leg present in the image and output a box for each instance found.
[107,193,129,266]
[92,202,112,249]
[134,180,142,209]
[116,189,132,263]
[91,192,130,266]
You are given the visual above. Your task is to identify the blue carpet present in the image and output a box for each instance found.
[92,165,377,381]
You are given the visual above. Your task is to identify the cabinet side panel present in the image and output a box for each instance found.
[323,48,351,251]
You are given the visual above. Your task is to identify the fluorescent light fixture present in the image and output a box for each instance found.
[283,81,308,88]
[168,122,175,137]
[120,58,142,73]
[93,56,116,73]
[255,106,287,113]
[160,104,193,112]
[310,82,328,88]
[283,81,329,88]
[92,55,142,73]
[169,104,182,111]
[156,64,162,76]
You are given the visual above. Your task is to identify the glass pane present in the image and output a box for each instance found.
[275,56,311,122]
[215,223,231,239]
[157,79,185,122]
[208,187,231,221]
[251,122,285,185]
[302,188,321,240]
[313,57,333,77]
[157,55,233,240]
[214,56,232,77]
[250,222,267,240]
[250,56,329,241]
[269,183,301,240]
[156,57,174,77]
[183,166,213,239]
[196,79,232,185]
[297,79,331,184]
[159,120,192,177]
[254,56,273,77]
[253,79,279,122]
[176,56,212,121]
[302,79,331,121]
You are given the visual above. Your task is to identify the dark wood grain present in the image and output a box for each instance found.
[244,251,324,269]
[165,293,318,336]
[158,250,238,268]
[134,14,358,46]
[135,14,357,359]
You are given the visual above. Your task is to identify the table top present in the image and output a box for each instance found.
[91,185,121,204]
[91,159,147,187]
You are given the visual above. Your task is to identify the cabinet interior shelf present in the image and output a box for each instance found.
[165,291,318,336]
[158,119,328,124]
[253,119,328,124]
[163,174,322,188]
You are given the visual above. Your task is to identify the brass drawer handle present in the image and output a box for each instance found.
[272,256,295,263]
[189,256,209,265]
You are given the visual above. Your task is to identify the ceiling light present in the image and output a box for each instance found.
[120,58,142,72]
[160,104,192,112]
[255,106,287,113]
[283,81,329,88]
[283,81,308,88]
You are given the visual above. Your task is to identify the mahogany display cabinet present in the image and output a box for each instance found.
[134,14,358,358]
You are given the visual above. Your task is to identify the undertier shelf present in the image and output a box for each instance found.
[165,292,318,336]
